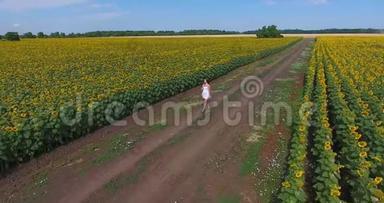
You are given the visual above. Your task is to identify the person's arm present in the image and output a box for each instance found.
[209,85,212,96]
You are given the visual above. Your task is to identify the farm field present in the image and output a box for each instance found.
[0,36,383,203]
[0,36,311,203]
[0,37,299,171]
[1,0,383,202]
[280,37,384,202]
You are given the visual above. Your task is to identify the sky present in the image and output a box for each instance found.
[0,0,383,34]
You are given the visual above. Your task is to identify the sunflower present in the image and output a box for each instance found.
[349,126,358,132]
[372,189,384,201]
[357,169,363,177]
[374,177,383,185]
[353,132,362,140]
[330,186,341,197]
[359,151,368,158]
[322,122,330,128]
[324,142,332,151]
[361,161,372,169]
[282,181,291,188]
[358,141,368,148]
[373,156,382,162]
[4,126,14,132]
[51,111,59,118]
[295,170,304,178]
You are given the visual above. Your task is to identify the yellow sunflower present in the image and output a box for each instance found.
[282,181,291,188]
[358,141,368,148]
[374,177,383,185]
[359,151,368,158]
[295,170,304,178]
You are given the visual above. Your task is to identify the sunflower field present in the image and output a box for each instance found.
[0,37,299,172]
[279,37,384,202]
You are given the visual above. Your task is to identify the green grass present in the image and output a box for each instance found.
[291,61,304,70]
[239,46,311,202]
[104,156,150,193]
[21,171,49,201]
[33,172,48,188]
[240,69,297,176]
[240,126,270,176]
[103,129,193,193]
[148,121,167,131]
[252,86,292,202]
[216,83,228,91]
[217,194,241,203]
[256,136,290,202]
[92,133,136,166]
[257,58,275,67]
[92,121,167,166]
[239,79,295,199]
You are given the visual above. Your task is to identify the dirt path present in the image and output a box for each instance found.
[0,39,312,203]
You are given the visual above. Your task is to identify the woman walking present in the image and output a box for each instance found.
[201,79,211,112]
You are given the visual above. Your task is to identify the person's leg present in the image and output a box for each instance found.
[202,99,207,112]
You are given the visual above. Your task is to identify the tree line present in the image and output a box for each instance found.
[245,28,383,34]
[0,30,241,40]
[1,28,383,41]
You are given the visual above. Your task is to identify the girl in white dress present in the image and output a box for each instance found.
[201,79,211,112]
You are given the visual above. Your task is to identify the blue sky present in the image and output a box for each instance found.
[0,0,383,34]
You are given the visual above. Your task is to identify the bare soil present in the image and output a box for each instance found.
[0,39,312,203]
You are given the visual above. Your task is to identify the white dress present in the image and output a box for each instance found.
[202,85,210,100]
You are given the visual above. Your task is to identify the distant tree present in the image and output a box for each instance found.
[68,33,81,38]
[37,32,46,38]
[0,35,3,40]
[22,32,36,38]
[280,28,382,34]
[256,25,283,38]
[59,32,66,38]
[50,32,60,38]
[157,31,176,36]
[178,29,239,35]
[4,32,20,41]
[77,29,240,37]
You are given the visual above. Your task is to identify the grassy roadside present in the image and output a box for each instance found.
[240,43,313,202]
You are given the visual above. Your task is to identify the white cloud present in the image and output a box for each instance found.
[308,0,328,5]
[13,23,20,27]
[262,0,330,6]
[261,0,329,5]
[0,0,87,11]
[90,3,113,9]
[264,0,277,6]
[87,11,127,20]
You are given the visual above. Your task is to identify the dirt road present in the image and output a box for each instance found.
[0,39,313,203]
